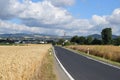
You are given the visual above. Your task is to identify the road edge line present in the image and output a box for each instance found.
[52,46,75,80]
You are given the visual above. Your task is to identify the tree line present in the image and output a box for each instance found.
[57,28,120,46]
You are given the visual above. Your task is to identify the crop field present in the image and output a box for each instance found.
[67,45,120,62]
[0,44,54,80]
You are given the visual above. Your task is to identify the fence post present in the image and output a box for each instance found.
[87,48,89,55]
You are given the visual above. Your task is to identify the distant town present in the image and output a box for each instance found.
[0,33,71,44]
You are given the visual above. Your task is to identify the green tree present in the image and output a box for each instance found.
[86,36,93,45]
[57,39,65,45]
[91,38,102,45]
[64,41,71,46]
[77,36,86,44]
[70,35,79,43]
[113,37,120,45]
[101,28,112,44]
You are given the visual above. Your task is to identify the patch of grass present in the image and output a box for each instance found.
[65,46,120,68]
[39,49,56,80]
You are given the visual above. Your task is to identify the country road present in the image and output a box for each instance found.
[54,46,120,80]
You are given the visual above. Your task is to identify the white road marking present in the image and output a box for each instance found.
[52,47,75,80]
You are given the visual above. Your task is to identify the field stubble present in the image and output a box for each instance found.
[67,45,120,63]
[0,44,52,80]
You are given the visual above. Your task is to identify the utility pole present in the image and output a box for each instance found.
[64,31,66,38]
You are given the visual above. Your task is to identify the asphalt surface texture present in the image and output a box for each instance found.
[54,46,120,80]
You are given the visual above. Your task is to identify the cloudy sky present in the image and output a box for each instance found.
[0,0,120,36]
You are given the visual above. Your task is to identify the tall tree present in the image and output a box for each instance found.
[101,28,112,44]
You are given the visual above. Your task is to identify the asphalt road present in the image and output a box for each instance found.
[54,46,120,80]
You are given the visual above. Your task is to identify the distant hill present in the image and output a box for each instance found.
[0,33,56,38]
[88,34,119,39]
[112,35,119,39]
[88,34,101,39]
[0,33,118,40]
[0,33,71,39]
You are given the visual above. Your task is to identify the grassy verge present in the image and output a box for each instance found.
[65,47,120,68]
[39,49,56,80]
[67,45,120,62]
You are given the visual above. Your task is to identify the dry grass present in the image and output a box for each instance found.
[39,51,56,80]
[0,44,52,80]
[67,45,120,62]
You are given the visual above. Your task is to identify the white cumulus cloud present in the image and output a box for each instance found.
[0,0,120,36]
[107,8,120,25]
[45,0,75,7]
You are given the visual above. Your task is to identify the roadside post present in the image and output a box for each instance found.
[87,48,89,55]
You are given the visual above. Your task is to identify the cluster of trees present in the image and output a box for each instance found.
[57,39,71,46]
[70,35,101,45]
[112,37,120,45]
[0,38,14,44]
[71,28,120,45]
[57,28,120,46]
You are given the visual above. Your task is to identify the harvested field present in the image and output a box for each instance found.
[67,45,120,62]
[0,44,52,80]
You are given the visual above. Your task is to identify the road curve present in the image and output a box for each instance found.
[54,46,120,80]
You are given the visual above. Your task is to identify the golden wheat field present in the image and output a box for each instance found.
[0,44,52,80]
[67,45,120,62]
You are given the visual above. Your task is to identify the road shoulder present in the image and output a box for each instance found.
[53,56,70,80]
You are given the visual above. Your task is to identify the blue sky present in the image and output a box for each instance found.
[0,0,120,36]
[68,0,120,18]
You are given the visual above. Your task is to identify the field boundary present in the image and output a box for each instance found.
[64,47,120,70]
[52,46,75,80]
